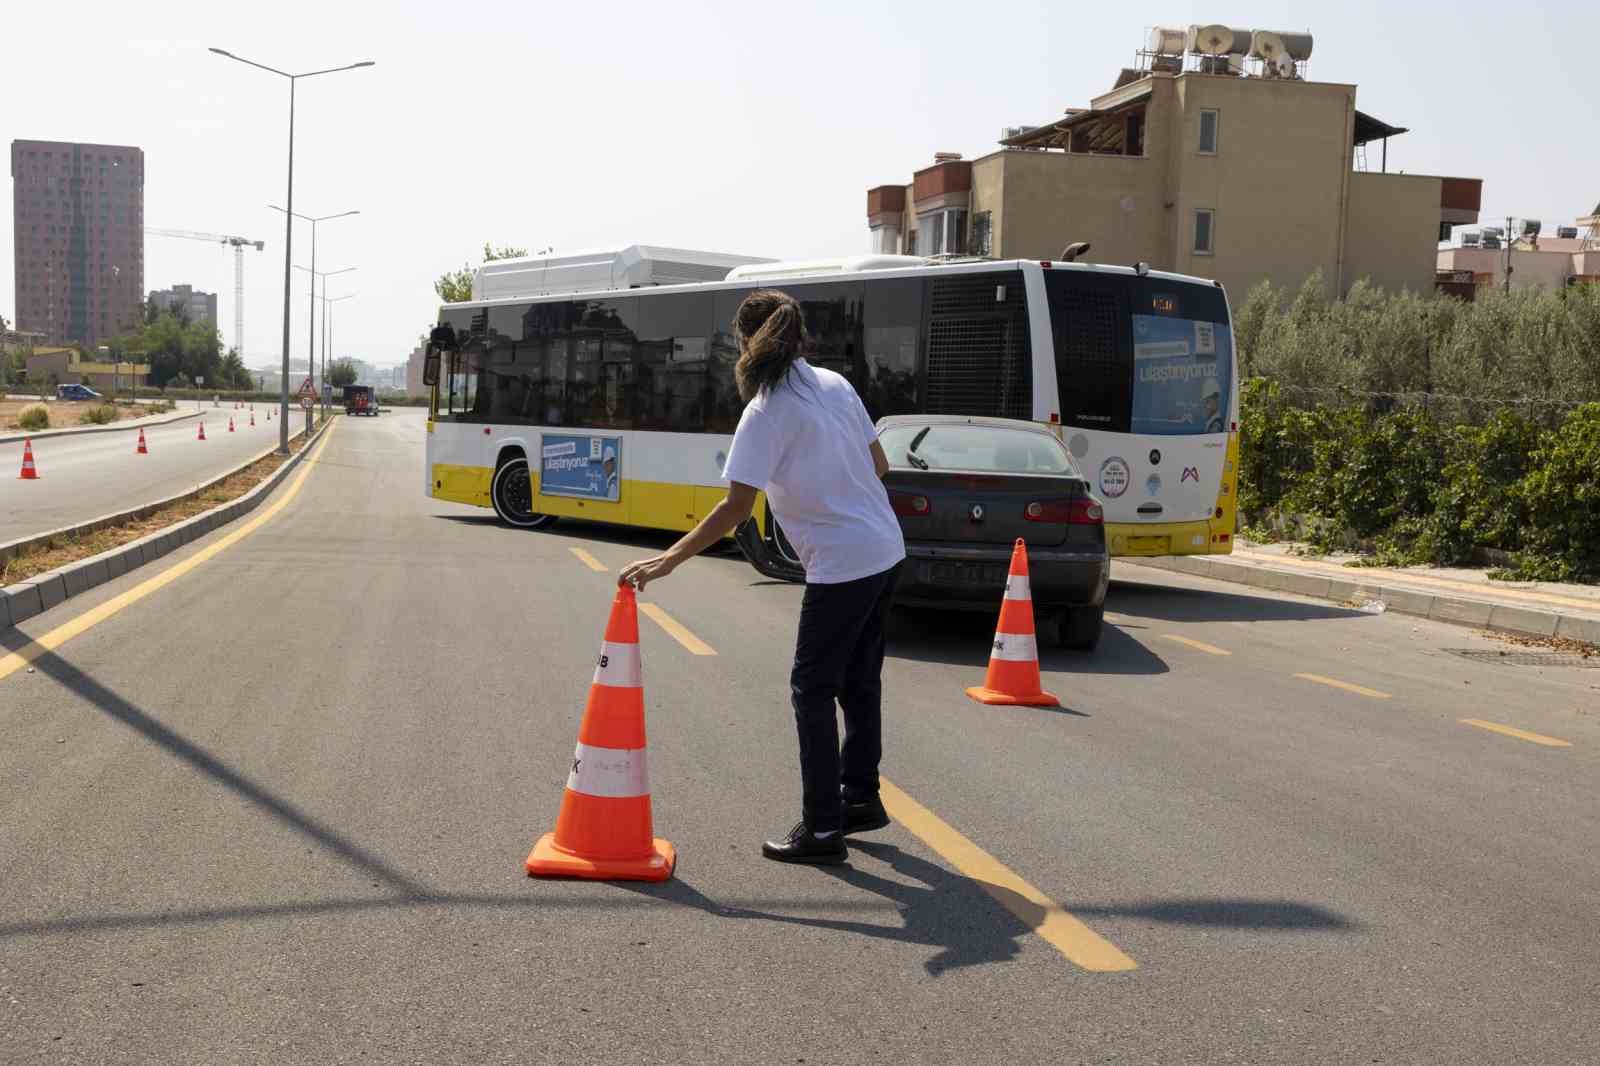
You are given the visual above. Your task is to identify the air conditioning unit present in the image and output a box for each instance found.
[1556,225,1579,240]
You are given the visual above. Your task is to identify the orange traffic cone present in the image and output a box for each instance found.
[197,421,207,441]
[228,417,235,433]
[966,539,1059,707]
[527,583,675,881]
[18,439,39,479]
[136,428,148,454]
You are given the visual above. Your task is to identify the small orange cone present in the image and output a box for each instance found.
[136,428,148,454]
[966,539,1059,707]
[18,439,39,479]
[527,583,675,881]
[197,421,207,441]
[228,417,235,433]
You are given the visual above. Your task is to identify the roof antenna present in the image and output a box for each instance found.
[1060,242,1091,262]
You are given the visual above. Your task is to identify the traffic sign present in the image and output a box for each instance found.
[301,396,315,410]
[297,377,317,400]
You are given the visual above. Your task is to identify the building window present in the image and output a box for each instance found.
[1194,209,1215,255]
[1126,112,1145,157]
[917,209,969,257]
[971,212,993,257]
[1198,110,1219,154]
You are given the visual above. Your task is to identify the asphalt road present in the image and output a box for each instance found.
[2,409,1596,1064]
[0,403,299,544]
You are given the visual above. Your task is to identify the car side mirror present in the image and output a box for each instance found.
[423,347,441,387]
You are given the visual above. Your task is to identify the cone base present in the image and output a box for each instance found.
[525,833,675,882]
[965,685,1059,707]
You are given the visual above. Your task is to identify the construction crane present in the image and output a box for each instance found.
[144,227,266,359]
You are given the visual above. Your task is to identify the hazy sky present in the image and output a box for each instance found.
[5,1,1595,369]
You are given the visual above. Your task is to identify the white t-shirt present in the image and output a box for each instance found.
[722,359,906,584]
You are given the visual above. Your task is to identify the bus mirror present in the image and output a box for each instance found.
[423,348,441,387]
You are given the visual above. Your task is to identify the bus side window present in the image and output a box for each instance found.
[791,281,864,389]
[637,292,713,433]
[862,276,924,421]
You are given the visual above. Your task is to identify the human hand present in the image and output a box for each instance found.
[619,554,679,592]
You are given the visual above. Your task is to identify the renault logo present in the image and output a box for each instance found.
[970,503,985,522]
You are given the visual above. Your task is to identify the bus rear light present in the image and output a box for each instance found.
[1026,499,1102,524]
[890,492,931,517]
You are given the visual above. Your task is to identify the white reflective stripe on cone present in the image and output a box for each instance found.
[566,742,650,798]
[592,640,642,688]
[990,632,1038,662]
[1004,574,1031,601]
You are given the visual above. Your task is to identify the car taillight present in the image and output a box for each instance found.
[1025,498,1102,524]
[890,492,931,517]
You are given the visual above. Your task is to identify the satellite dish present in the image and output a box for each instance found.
[1251,29,1287,61]
[1192,24,1235,56]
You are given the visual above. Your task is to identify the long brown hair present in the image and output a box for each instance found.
[733,289,807,402]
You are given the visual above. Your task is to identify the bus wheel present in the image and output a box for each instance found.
[491,457,555,530]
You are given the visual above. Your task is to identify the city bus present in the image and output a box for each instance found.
[423,252,1238,577]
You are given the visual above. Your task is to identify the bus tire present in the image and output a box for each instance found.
[735,515,805,584]
[1054,605,1102,651]
[491,456,556,530]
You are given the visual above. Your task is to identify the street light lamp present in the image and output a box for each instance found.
[294,263,356,417]
[209,46,374,453]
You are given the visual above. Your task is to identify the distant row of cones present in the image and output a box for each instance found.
[18,407,275,477]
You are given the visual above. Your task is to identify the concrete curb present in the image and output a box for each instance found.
[1,418,333,631]
[1127,554,1600,646]
[0,408,203,445]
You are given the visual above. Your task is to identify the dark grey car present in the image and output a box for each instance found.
[878,415,1110,650]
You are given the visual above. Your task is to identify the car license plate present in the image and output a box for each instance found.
[928,561,1005,587]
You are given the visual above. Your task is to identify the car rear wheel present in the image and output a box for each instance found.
[1054,604,1102,651]
[491,457,556,530]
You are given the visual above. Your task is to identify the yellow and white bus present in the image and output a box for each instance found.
[423,252,1238,576]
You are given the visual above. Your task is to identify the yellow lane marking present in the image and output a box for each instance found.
[569,547,607,572]
[1293,673,1392,700]
[638,602,717,656]
[879,779,1136,972]
[0,422,339,683]
[1161,634,1231,656]
[1459,719,1572,748]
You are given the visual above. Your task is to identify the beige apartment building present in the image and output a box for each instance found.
[1436,206,1600,295]
[866,29,1481,301]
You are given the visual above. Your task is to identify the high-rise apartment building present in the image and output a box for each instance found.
[11,139,145,349]
[149,283,218,330]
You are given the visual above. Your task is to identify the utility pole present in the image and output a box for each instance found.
[1505,214,1514,295]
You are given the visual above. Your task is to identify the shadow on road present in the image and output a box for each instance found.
[621,840,1357,976]
[0,631,427,898]
[1107,578,1367,625]
[888,607,1169,678]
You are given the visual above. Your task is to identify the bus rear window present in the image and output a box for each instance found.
[1046,272,1231,436]
[1131,315,1232,435]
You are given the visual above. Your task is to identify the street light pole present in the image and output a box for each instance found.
[275,209,357,421]
[209,47,374,453]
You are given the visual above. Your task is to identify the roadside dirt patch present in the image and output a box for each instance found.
[1,398,166,430]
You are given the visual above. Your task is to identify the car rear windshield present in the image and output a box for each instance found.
[880,423,1074,474]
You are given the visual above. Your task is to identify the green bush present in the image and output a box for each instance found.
[1510,404,1600,582]
[78,404,119,425]
[17,403,50,430]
